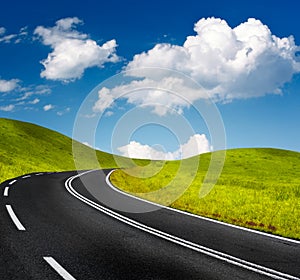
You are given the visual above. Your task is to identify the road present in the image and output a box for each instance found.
[0,169,299,280]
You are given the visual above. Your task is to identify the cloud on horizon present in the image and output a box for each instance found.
[118,134,211,160]
[34,17,119,82]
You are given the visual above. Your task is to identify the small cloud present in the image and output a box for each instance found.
[19,26,28,36]
[0,104,15,112]
[104,110,114,117]
[17,84,51,101]
[83,113,96,119]
[34,17,119,82]
[93,87,114,113]
[43,104,54,111]
[82,141,92,148]
[0,79,20,92]
[57,107,70,116]
[15,101,25,106]
[0,26,28,44]
[29,98,40,105]
[0,34,17,43]
[0,27,5,36]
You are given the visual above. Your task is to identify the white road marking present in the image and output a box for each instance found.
[43,257,76,280]
[35,173,44,176]
[22,175,31,179]
[65,171,300,280]
[6,205,26,231]
[3,187,9,197]
[9,179,17,185]
[107,170,300,245]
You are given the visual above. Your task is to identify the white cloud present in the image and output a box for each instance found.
[127,17,300,99]
[0,34,17,43]
[34,17,119,82]
[104,110,114,117]
[118,141,175,160]
[43,104,54,111]
[92,78,196,116]
[82,141,100,150]
[82,141,92,148]
[94,17,300,115]
[0,80,50,110]
[118,134,211,160]
[57,107,70,116]
[0,27,5,36]
[17,85,51,101]
[29,98,40,104]
[179,134,212,159]
[93,87,115,112]
[0,104,15,112]
[0,26,28,44]
[0,79,19,92]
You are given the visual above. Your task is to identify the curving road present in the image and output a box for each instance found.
[0,169,299,280]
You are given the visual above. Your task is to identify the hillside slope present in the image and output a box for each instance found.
[1,118,299,239]
[111,148,300,239]
[0,118,127,182]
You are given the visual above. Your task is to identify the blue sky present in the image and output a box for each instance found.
[0,0,300,158]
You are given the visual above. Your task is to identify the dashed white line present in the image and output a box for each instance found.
[3,187,9,197]
[22,175,31,179]
[9,179,17,185]
[6,205,26,231]
[43,257,76,280]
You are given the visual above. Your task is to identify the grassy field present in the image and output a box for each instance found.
[1,117,299,240]
[0,118,134,183]
[110,148,300,240]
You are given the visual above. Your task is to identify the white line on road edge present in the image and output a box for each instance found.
[6,205,26,231]
[65,171,300,280]
[107,170,300,245]
[9,179,17,185]
[3,187,9,197]
[43,257,76,280]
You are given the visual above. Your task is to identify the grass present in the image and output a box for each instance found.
[1,117,299,240]
[110,148,300,240]
[0,118,137,183]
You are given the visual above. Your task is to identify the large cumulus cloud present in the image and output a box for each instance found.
[94,17,300,115]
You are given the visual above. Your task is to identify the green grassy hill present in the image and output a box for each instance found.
[1,117,299,239]
[0,118,130,183]
[111,148,300,239]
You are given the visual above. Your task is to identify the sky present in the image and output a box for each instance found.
[0,0,300,159]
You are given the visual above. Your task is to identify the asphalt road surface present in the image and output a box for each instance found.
[0,169,299,280]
